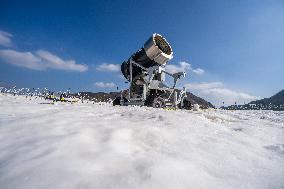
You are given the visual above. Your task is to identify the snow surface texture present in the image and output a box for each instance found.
[0,94,283,189]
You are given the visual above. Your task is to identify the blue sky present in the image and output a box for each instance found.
[0,0,283,106]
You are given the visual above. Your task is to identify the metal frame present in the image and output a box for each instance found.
[124,58,187,107]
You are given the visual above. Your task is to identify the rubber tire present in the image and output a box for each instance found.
[152,97,166,108]
[182,99,192,110]
[113,97,128,106]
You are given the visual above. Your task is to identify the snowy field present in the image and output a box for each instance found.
[0,94,283,189]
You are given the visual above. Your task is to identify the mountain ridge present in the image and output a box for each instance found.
[222,90,284,111]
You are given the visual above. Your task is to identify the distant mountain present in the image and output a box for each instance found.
[0,81,14,89]
[185,92,214,109]
[73,91,214,109]
[222,90,284,111]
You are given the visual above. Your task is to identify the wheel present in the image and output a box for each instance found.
[113,97,121,106]
[152,97,165,108]
[113,97,128,106]
[181,99,192,110]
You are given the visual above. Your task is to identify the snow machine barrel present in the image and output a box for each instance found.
[121,33,173,81]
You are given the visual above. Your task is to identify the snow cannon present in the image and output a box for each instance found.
[121,33,173,81]
[114,33,191,109]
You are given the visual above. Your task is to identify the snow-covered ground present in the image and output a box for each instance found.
[0,94,283,189]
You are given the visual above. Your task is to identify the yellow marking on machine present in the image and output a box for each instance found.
[163,107,177,111]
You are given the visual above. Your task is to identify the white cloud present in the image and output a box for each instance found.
[192,68,205,75]
[94,82,116,88]
[166,61,205,76]
[96,63,120,72]
[36,50,88,72]
[185,82,223,90]
[0,49,88,72]
[0,30,13,47]
[185,82,261,107]
[0,50,44,70]
[166,61,191,74]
